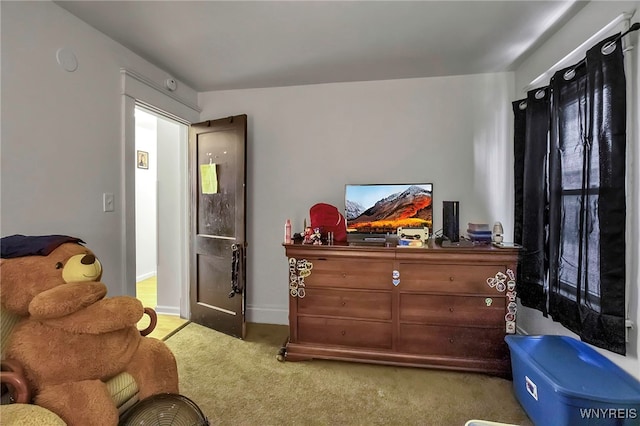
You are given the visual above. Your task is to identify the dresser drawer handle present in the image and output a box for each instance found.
[449,338,455,344]
[341,330,346,336]
[449,307,454,312]
[342,273,347,278]
[341,301,347,306]
[449,276,454,281]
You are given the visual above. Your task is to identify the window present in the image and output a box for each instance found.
[514,33,627,355]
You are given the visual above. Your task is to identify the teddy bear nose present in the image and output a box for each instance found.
[81,254,96,265]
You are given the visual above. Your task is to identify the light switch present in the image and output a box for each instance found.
[103,193,115,212]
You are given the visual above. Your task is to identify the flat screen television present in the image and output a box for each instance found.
[345,183,433,239]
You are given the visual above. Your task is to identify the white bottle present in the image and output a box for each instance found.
[492,222,504,243]
[284,219,292,244]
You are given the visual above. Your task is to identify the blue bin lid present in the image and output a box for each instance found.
[505,335,640,404]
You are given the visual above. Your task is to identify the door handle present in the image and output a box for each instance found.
[228,243,244,298]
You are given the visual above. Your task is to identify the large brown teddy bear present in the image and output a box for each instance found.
[0,236,179,425]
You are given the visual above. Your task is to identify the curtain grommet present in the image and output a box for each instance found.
[563,69,576,81]
[601,41,617,55]
[519,101,527,110]
[535,89,546,100]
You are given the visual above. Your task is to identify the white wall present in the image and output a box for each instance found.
[198,72,515,325]
[155,117,187,316]
[513,1,640,379]
[0,1,197,294]
[135,110,157,281]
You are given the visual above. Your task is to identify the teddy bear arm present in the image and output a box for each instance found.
[44,296,144,334]
[29,282,107,319]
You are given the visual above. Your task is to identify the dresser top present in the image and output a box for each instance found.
[283,240,519,262]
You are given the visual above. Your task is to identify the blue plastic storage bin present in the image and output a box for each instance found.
[505,335,640,426]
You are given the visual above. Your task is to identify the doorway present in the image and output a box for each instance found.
[134,106,189,339]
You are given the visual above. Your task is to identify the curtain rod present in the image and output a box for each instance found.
[524,11,636,92]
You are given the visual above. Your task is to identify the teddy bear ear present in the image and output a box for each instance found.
[0,257,41,316]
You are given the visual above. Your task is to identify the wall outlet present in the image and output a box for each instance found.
[103,193,115,212]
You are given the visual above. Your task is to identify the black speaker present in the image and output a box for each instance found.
[443,201,459,242]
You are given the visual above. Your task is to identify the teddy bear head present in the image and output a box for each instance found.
[1,240,103,317]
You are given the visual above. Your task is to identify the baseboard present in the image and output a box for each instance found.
[154,305,180,316]
[247,304,288,325]
[136,271,157,282]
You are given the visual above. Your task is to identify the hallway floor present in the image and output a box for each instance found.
[136,276,189,340]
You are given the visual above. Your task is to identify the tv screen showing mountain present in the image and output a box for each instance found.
[345,184,433,235]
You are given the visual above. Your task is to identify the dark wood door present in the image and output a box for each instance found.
[189,115,247,338]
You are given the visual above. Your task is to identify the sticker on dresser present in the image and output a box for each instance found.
[289,257,313,298]
[486,268,517,334]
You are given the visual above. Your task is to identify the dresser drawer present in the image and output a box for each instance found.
[399,263,512,294]
[297,316,392,349]
[303,258,393,290]
[399,293,505,326]
[298,288,392,320]
[398,324,508,359]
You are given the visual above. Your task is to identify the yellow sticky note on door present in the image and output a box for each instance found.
[200,163,218,194]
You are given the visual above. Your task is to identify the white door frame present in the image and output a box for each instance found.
[121,68,201,318]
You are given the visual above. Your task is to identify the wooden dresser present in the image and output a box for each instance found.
[283,241,519,376]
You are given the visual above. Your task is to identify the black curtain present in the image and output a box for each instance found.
[513,33,627,354]
[512,89,550,315]
[549,34,627,354]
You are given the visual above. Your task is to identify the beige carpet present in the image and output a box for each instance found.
[165,322,533,426]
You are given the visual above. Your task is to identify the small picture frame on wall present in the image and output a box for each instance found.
[137,150,149,169]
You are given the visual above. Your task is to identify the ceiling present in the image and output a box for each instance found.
[55,1,587,92]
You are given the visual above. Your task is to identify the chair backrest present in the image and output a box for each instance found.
[1,307,23,359]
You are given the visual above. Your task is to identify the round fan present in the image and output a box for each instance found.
[119,393,209,426]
